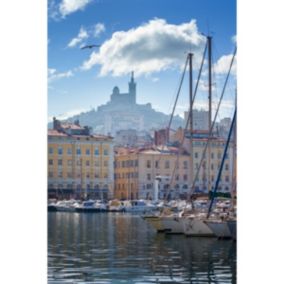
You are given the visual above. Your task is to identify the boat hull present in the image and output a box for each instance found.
[205,221,231,238]
[161,216,184,234]
[227,220,237,240]
[75,208,105,213]
[181,218,214,237]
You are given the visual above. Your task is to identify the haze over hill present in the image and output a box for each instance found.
[50,73,184,135]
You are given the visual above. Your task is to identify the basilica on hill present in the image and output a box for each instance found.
[64,72,183,136]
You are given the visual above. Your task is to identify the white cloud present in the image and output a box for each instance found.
[48,68,74,82]
[81,18,206,76]
[59,0,92,17]
[231,35,237,44]
[93,23,105,37]
[214,54,237,75]
[67,27,89,48]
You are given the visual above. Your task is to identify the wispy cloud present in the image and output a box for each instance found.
[81,18,206,76]
[48,0,93,20]
[67,26,89,48]
[67,23,105,48]
[214,54,237,75]
[48,68,74,83]
[93,23,105,37]
[60,0,92,17]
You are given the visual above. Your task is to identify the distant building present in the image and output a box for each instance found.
[115,129,138,147]
[114,146,191,200]
[184,109,209,131]
[154,128,169,146]
[48,118,114,200]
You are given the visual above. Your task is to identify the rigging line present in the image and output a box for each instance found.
[165,43,208,200]
[188,45,237,198]
[167,55,189,132]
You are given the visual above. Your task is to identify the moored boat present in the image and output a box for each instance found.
[181,214,214,237]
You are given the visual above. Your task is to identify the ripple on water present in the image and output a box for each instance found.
[48,213,236,283]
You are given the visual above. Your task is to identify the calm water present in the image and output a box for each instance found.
[48,212,236,283]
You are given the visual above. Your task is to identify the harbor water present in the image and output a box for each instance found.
[48,212,236,283]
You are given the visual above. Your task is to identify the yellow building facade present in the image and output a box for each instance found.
[48,119,114,199]
[114,147,191,200]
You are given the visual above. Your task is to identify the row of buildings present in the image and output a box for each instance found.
[48,118,235,200]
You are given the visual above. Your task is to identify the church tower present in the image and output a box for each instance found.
[128,71,136,104]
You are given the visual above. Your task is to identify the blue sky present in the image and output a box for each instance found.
[48,0,236,122]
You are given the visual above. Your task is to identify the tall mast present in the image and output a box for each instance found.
[188,53,194,200]
[207,36,212,193]
[207,36,212,132]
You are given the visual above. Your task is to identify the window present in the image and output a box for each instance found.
[217,152,222,159]
[58,159,63,166]
[155,161,159,168]
[58,147,63,155]
[48,147,53,154]
[146,184,152,189]
[58,171,63,178]
[183,174,188,181]
[195,163,198,169]
[183,161,188,169]
[86,160,90,166]
[175,175,179,181]
[95,160,100,167]
[48,159,53,165]
[103,149,108,155]
[76,160,82,166]
[48,172,53,178]
[135,160,138,167]
[86,173,90,178]
[94,173,99,178]
[104,160,108,167]
[104,173,108,178]
[86,149,90,155]
[225,164,229,170]
[146,160,151,168]
[94,148,99,155]
[211,175,215,182]
[68,160,72,166]
[211,164,214,170]
[194,152,198,158]
[67,148,72,155]
[76,148,81,155]
[225,176,230,182]
[147,173,151,180]
[67,172,72,178]
[165,160,170,169]
[211,153,214,159]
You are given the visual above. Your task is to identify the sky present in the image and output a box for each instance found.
[48,0,236,122]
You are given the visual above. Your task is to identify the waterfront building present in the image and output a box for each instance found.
[48,118,114,199]
[114,146,191,200]
[171,128,235,194]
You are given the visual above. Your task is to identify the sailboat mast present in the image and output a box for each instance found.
[207,36,212,193]
[208,36,212,132]
[188,53,194,201]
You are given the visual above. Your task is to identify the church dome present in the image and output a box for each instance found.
[113,86,120,95]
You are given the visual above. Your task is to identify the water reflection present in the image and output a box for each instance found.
[48,213,236,283]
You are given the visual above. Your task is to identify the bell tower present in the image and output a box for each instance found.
[128,71,136,104]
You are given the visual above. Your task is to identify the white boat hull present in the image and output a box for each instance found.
[205,221,231,238]
[181,217,214,237]
[160,216,184,234]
